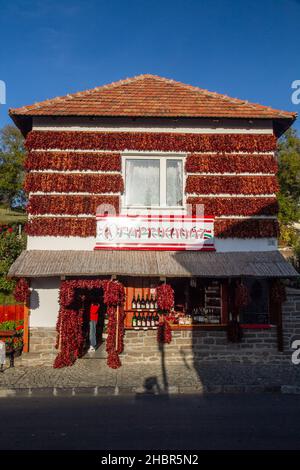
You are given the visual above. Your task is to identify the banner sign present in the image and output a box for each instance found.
[95,215,214,251]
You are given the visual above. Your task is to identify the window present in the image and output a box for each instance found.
[240,279,269,324]
[124,156,183,208]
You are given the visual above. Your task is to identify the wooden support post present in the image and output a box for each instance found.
[23,304,30,353]
[115,306,119,351]
[276,303,284,352]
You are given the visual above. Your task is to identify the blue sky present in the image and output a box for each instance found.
[0,0,299,132]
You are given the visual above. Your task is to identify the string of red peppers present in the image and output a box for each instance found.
[25,216,279,238]
[185,153,277,174]
[54,279,125,369]
[25,131,277,153]
[27,195,120,215]
[156,284,175,345]
[24,172,124,194]
[13,278,30,304]
[187,197,278,216]
[25,151,121,172]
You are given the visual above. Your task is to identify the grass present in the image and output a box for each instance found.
[0,206,27,225]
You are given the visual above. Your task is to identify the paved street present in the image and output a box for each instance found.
[0,394,300,450]
[1,360,300,393]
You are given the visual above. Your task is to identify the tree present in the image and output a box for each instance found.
[277,127,300,246]
[0,230,26,293]
[0,125,26,208]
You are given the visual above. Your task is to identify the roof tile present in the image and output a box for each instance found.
[9,74,297,120]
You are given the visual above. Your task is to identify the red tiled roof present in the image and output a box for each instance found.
[9,74,297,120]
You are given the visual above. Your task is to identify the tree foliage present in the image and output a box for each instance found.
[0,125,26,208]
[277,127,300,247]
[0,231,26,293]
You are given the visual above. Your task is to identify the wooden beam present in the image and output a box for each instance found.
[23,304,30,353]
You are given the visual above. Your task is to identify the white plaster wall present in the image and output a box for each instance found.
[214,237,277,252]
[27,235,277,252]
[29,277,60,327]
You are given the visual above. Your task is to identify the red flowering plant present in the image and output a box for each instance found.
[54,279,125,369]
[0,320,24,351]
[156,284,175,345]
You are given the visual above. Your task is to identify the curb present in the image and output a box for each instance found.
[0,384,299,397]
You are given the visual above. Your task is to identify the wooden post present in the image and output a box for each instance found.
[115,306,119,351]
[23,304,30,353]
[276,302,284,352]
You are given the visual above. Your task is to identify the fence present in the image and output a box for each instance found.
[0,304,24,323]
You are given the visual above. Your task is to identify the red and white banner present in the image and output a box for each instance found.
[94,215,214,251]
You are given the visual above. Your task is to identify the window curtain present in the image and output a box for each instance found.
[166,160,183,206]
[125,159,160,206]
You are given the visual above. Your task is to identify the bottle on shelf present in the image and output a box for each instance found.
[145,294,150,309]
[142,313,146,328]
[149,294,155,310]
[132,312,137,328]
[154,296,158,309]
[146,313,151,328]
[141,295,146,309]
[131,295,136,310]
[151,313,156,328]
[136,294,141,309]
[154,312,159,327]
[137,312,142,327]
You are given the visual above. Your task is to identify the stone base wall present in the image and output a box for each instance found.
[21,288,300,366]
[122,328,287,365]
[282,287,300,354]
[29,327,57,354]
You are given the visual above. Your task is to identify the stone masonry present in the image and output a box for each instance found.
[19,287,300,367]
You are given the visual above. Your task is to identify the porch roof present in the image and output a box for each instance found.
[8,250,299,279]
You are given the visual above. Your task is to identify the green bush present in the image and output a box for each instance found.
[0,231,26,294]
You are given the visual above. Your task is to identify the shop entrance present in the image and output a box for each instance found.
[73,287,107,356]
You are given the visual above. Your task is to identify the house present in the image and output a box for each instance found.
[8,74,299,368]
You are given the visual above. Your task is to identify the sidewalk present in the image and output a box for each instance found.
[0,358,300,396]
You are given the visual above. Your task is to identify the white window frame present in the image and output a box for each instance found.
[121,152,186,214]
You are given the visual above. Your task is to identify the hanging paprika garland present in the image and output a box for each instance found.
[234,281,250,309]
[25,130,277,153]
[53,279,125,369]
[227,280,249,344]
[270,280,286,304]
[103,280,126,369]
[13,277,30,304]
[156,284,174,345]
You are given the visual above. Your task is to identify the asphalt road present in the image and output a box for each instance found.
[0,394,300,450]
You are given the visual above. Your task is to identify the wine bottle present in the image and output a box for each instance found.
[137,312,142,327]
[155,313,159,326]
[145,294,150,309]
[154,296,158,309]
[146,313,151,328]
[150,294,154,310]
[136,294,141,309]
[142,313,146,327]
[141,294,145,309]
[132,295,136,310]
[132,312,137,328]
[151,313,156,328]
